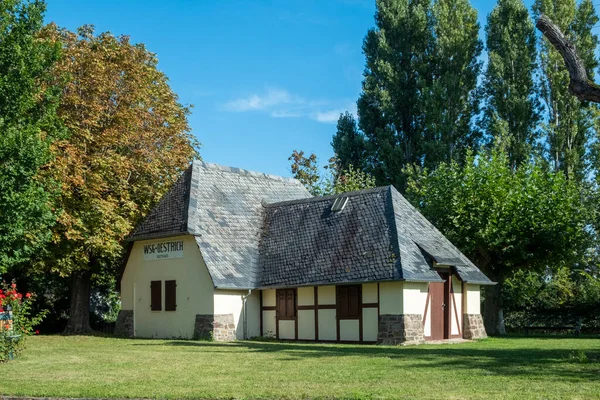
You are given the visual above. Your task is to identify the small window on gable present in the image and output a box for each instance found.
[165,280,177,311]
[337,285,361,319]
[150,280,162,311]
[276,289,296,319]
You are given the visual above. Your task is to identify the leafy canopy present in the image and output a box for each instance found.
[37,24,198,279]
[0,0,63,272]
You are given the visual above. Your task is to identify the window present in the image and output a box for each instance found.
[337,285,361,319]
[150,280,162,311]
[276,289,296,319]
[165,280,177,311]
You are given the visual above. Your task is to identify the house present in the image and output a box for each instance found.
[115,161,493,344]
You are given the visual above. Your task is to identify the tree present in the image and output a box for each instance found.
[357,0,435,190]
[38,25,198,333]
[0,0,62,272]
[289,151,375,196]
[331,112,368,172]
[406,150,590,335]
[533,0,599,181]
[423,0,483,166]
[356,0,483,190]
[483,0,540,169]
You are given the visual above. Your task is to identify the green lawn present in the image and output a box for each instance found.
[1,336,599,399]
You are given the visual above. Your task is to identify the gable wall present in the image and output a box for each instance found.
[121,235,214,338]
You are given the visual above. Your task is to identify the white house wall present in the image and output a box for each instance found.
[121,235,214,339]
[213,289,260,339]
[465,284,481,314]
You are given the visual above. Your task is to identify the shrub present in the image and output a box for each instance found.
[0,281,48,361]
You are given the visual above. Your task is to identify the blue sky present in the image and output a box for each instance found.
[45,0,524,177]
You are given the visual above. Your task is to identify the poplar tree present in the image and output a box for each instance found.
[331,112,368,171]
[423,0,483,167]
[533,0,599,181]
[353,0,483,190]
[483,0,540,169]
[357,0,435,190]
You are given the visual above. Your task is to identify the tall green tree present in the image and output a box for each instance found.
[0,0,62,272]
[483,0,540,169]
[331,112,368,172]
[357,0,435,190]
[356,0,483,190]
[407,151,591,335]
[423,0,483,166]
[533,0,599,181]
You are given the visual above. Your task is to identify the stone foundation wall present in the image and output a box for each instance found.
[378,314,424,345]
[114,310,134,338]
[194,314,236,341]
[463,314,487,339]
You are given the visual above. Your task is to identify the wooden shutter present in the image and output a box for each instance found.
[285,289,295,318]
[337,285,361,319]
[276,289,296,319]
[150,281,162,311]
[277,289,286,317]
[165,280,177,311]
[348,286,360,318]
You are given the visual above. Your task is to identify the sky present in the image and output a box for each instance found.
[45,0,528,178]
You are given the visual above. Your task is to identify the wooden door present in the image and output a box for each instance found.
[429,272,450,340]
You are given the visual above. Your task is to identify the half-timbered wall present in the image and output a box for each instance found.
[261,283,381,343]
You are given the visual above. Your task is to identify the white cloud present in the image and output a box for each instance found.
[223,88,292,112]
[222,88,356,124]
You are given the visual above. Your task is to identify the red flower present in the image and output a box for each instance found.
[16,293,22,299]
[35,330,40,335]
[11,283,16,289]
[25,293,31,298]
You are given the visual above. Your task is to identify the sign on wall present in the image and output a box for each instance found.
[143,240,184,261]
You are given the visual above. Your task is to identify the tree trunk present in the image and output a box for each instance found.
[483,282,506,336]
[63,271,93,335]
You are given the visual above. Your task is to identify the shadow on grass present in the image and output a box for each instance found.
[131,339,600,382]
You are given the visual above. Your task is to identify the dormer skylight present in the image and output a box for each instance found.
[331,197,349,212]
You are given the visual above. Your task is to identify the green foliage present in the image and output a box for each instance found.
[424,0,483,166]
[331,112,368,172]
[289,151,376,196]
[0,281,48,361]
[0,0,63,272]
[533,0,599,181]
[355,0,483,190]
[483,0,540,168]
[406,150,591,281]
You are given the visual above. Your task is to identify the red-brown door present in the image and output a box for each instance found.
[429,272,450,340]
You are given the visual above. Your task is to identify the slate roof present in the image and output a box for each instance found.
[127,161,493,289]
[258,186,493,288]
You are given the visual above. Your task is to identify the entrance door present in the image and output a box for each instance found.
[429,272,450,340]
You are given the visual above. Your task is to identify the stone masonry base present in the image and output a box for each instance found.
[114,310,134,338]
[194,314,236,341]
[377,314,424,345]
[463,313,487,339]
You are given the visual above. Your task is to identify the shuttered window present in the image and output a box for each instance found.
[165,280,177,311]
[337,285,361,319]
[150,280,162,311]
[276,289,296,319]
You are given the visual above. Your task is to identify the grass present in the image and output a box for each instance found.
[1,336,599,399]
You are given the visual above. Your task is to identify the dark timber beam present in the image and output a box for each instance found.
[536,14,600,103]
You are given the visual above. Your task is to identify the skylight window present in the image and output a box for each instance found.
[331,197,349,212]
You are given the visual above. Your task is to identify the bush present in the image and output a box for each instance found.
[0,281,47,361]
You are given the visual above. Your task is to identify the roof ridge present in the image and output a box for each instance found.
[194,160,302,185]
[263,185,392,208]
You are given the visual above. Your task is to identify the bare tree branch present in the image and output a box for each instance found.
[536,14,600,103]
